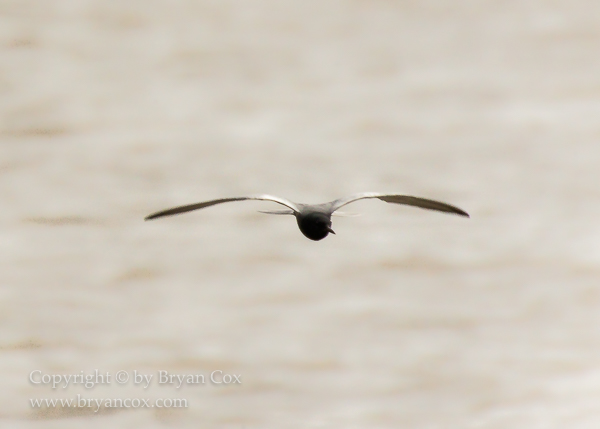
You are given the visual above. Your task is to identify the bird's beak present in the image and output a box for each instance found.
[327,226,336,235]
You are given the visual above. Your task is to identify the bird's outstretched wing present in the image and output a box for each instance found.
[329,192,469,217]
[145,194,299,220]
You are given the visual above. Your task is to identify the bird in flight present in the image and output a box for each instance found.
[145,192,469,241]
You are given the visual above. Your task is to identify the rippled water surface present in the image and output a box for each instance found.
[2,1,600,427]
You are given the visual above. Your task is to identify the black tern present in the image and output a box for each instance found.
[145,192,469,241]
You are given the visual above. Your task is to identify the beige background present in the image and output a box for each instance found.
[2,1,600,428]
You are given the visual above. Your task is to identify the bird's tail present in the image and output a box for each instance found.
[258,210,295,215]
[332,211,361,217]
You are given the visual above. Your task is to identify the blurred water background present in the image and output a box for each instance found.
[2,1,600,428]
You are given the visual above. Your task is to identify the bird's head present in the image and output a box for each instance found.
[296,212,335,241]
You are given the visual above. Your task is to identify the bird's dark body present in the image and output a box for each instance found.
[296,211,333,241]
